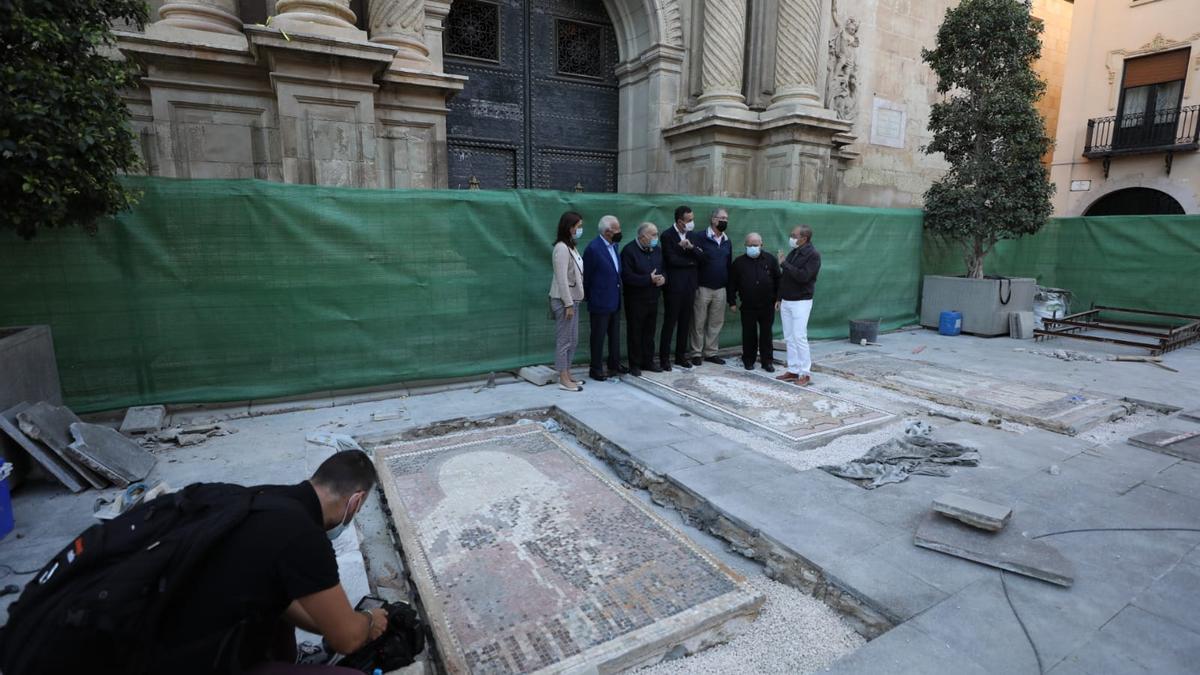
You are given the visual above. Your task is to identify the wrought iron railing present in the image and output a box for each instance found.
[1084,105,1200,157]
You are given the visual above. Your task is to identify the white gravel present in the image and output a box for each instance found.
[1075,406,1165,446]
[640,573,865,675]
[696,417,906,471]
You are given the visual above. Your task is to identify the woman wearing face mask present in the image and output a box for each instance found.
[549,211,586,391]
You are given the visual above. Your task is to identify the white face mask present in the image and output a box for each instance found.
[327,493,361,541]
[788,237,800,249]
[746,245,761,258]
[683,221,695,232]
[573,226,583,240]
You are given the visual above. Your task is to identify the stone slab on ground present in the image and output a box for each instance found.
[371,422,763,673]
[914,511,1074,586]
[119,405,166,434]
[66,422,157,487]
[0,402,87,493]
[517,365,557,386]
[814,351,1130,435]
[631,363,892,445]
[932,493,1012,531]
[1127,429,1200,461]
[1179,409,1200,423]
[15,402,108,489]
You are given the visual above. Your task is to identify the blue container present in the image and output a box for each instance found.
[0,460,13,542]
[938,310,963,336]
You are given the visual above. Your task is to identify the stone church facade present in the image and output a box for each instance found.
[116,0,1070,208]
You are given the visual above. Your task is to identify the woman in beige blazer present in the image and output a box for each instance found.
[549,211,586,391]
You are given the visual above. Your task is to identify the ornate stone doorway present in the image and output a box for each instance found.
[442,0,620,191]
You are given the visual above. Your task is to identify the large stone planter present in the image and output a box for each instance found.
[919,276,1036,337]
[0,325,63,487]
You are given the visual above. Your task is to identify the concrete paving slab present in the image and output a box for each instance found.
[1181,409,1200,423]
[914,511,1075,586]
[815,351,1130,435]
[1127,428,1200,461]
[865,532,994,597]
[630,363,892,446]
[624,444,702,476]
[1131,562,1200,636]
[66,422,157,487]
[371,422,763,673]
[932,493,1012,531]
[0,403,87,493]
[823,547,950,623]
[667,452,804,500]
[1048,605,1200,674]
[16,402,108,489]
[1058,441,1181,494]
[1143,460,1200,501]
[517,365,557,386]
[119,405,166,434]
[824,621,990,675]
[668,433,752,465]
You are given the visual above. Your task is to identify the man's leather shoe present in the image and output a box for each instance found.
[744,363,754,370]
[776,371,799,381]
[675,359,692,369]
[616,364,630,374]
[629,367,642,377]
[691,357,703,366]
[763,364,776,373]
[589,370,607,382]
[645,363,663,373]
[794,375,812,386]
[705,356,726,365]
[660,359,673,372]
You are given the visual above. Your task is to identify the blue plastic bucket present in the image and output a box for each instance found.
[0,460,13,541]
[938,310,963,336]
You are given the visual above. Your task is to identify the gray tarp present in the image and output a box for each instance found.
[820,436,980,489]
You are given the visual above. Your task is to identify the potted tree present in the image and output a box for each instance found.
[918,0,1054,336]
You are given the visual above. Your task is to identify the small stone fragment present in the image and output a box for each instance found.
[1048,464,1061,476]
[932,493,1013,531]
[176,433,208,446]
[119,405,167,435]
[517,365,558,386]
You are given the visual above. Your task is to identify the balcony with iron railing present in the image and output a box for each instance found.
[1084,105,1200,176]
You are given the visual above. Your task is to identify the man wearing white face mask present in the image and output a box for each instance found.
[729,232,780,371]
[777,224,821,386]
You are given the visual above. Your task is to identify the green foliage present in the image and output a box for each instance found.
[921,0,1054,278]
[1,0,148,239]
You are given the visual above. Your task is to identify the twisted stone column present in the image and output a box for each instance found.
[369,0,432,71]
[697,0,748,108]
[156,0,242,34]
[770,0,823,108]
[273,0,367,40]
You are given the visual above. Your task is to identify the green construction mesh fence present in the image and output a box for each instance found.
[0,177,924,412]
[922,214,1200,315]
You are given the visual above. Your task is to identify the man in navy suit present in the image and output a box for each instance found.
[582,215,626,381]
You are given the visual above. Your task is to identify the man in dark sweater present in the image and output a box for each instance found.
[659,205,703,370]
[728,232,780,372]
[777,224,821,386]
[621,222,666,376]
[688,208,734,366]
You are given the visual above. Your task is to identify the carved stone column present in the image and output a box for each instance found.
[156,0,242,34]
[272,0,367,40]
[369,0,432,71]
[769,0,823,109]
[697,0,748,108]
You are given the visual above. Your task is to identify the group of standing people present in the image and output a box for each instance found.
[549,206,821,392]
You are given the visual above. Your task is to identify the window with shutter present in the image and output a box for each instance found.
[1116,49,1190,148]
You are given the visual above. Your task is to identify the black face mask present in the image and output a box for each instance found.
[715,221,728,232]
[611,232,623,243]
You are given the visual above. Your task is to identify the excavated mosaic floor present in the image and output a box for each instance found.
[632,363,892,444]
[372,422,763,674]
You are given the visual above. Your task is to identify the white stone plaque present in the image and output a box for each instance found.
[1070,180,1092,192]
[870,97,907,148]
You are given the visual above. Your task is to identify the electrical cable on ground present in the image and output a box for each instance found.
[1002,527,1200,675]
[0,564,40,578]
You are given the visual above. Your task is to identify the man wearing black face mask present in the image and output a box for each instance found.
[689,208,734,366]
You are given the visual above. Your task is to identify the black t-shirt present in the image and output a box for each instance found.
[153,482,339,671]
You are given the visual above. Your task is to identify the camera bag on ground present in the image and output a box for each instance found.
[335,600,427,673]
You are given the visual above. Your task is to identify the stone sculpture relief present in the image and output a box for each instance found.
[826,0,859,121]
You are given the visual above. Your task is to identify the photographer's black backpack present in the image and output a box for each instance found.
[0,482,257,675]
[336,601,426,673]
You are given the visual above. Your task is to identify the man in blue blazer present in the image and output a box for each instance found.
[582,215,625,381]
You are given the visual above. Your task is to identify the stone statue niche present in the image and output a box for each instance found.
[826,2,859,122]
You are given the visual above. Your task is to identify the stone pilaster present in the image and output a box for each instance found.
[272,0,367,41]
[369,0,432,71]
[146,0,249,50]
[697,0,748,109]
[769,0,823,110]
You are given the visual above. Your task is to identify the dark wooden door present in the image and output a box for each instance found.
[443,0,619,191]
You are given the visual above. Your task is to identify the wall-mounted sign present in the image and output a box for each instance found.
[869,97,907,149]
[1070,180,1092,192]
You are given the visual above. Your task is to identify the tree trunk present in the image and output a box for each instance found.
[965,237,985,279]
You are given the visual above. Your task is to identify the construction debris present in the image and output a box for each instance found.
[119,405,167,435]
[67,423,157,487]
[1013,347,1103,363]
[0,403,87,493]
[1127,429,1200,461]
[914,511,1074,586]
[142,422,237,448]
[16,402,108,489]
[305,432,362,451]
[518,364,558,386]
[932,493,1012,531]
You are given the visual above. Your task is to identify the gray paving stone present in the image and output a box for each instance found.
[1048,605,1200,674]
[824,622,990,675]
[517,365,557,386]
[119,405,166,434]
[668,452,801,499]
[1132,562,1200,635]
[825,546,950,622]
[932,493,1013,531]
[914,511,1074,586]
[1144,460,1200,502]
[1178,408,1200,423]
[1058,441,1181,494]
[0,402,87,493]
[16,402,107,489]
[668,433,751,464]
[866,532,994,596]
[761,498,899,570]
[1128,428,1200,462]
[624,444,701,476]
[66,422,157,487]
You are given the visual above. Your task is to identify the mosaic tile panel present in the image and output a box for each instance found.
[815,352,1130,435]
[637,364,892,443]
[373,423,762,673]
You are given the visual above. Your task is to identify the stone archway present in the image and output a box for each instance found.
[1084,187,1186,216]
